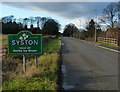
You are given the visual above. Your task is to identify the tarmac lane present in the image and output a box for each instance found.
[61,37,118,90]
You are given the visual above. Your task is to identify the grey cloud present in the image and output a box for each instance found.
[3,2,110,19]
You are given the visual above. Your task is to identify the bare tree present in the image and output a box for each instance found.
[17,18,23,24]
[13,18,16,23]
[35,16,41,28]
[2,15,14,23]
[29,17,36,28]
[2,17,7,23]
[23,18,29,29]
[118,1,120,28]
[102,2,118,29]
[8,15,14,22]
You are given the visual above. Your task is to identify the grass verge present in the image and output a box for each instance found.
[93,41,120,48]
[2,37,61,90]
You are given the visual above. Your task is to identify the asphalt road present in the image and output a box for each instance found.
[61,37,118,90]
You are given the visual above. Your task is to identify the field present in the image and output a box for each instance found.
[2,35,61,90]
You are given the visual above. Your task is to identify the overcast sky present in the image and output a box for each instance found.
[1,1,118,32]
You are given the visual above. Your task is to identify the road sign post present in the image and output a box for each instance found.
[35,56,38,68]
[23,55,26,72]
[8,31,42,72]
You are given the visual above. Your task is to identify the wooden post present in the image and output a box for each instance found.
[35,56,38,68]
[23,55,26,72]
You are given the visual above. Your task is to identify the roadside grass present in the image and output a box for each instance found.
[43,37,61,54]
[2,54,59,90]
[93,41,120,48]
[73,36,120,48]
[2,37,61,90]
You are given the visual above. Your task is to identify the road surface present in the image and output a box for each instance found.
[61,37,118,90]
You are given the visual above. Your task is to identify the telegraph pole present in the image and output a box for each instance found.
[79,19,81,29]
[93,9,97,42]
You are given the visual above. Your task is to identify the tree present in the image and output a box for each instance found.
[63,23,78,37]
[102,2,118,29]
[35,16,41,28]
[17,18,23,27]
[41,17,49,29]
[1,15,23,34]
[117,1,120,28]
[2,21,22,34]
[86,19,95,38]
[23,18,29,29]
[96,24,102,37]
[42,19,60,35]
[29,17,35,29]
[1,15,61,35]
[2,15,14,23]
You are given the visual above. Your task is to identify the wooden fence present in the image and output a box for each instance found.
[97,37,118,45]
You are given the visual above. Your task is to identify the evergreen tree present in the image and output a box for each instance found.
[86,19,95,38]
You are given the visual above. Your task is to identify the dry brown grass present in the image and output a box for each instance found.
[2,35,8,48]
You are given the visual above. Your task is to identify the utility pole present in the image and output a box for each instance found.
[93,9,97,42]
[79,19,81,29]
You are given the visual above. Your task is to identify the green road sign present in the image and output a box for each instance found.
[8,31,42,54]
